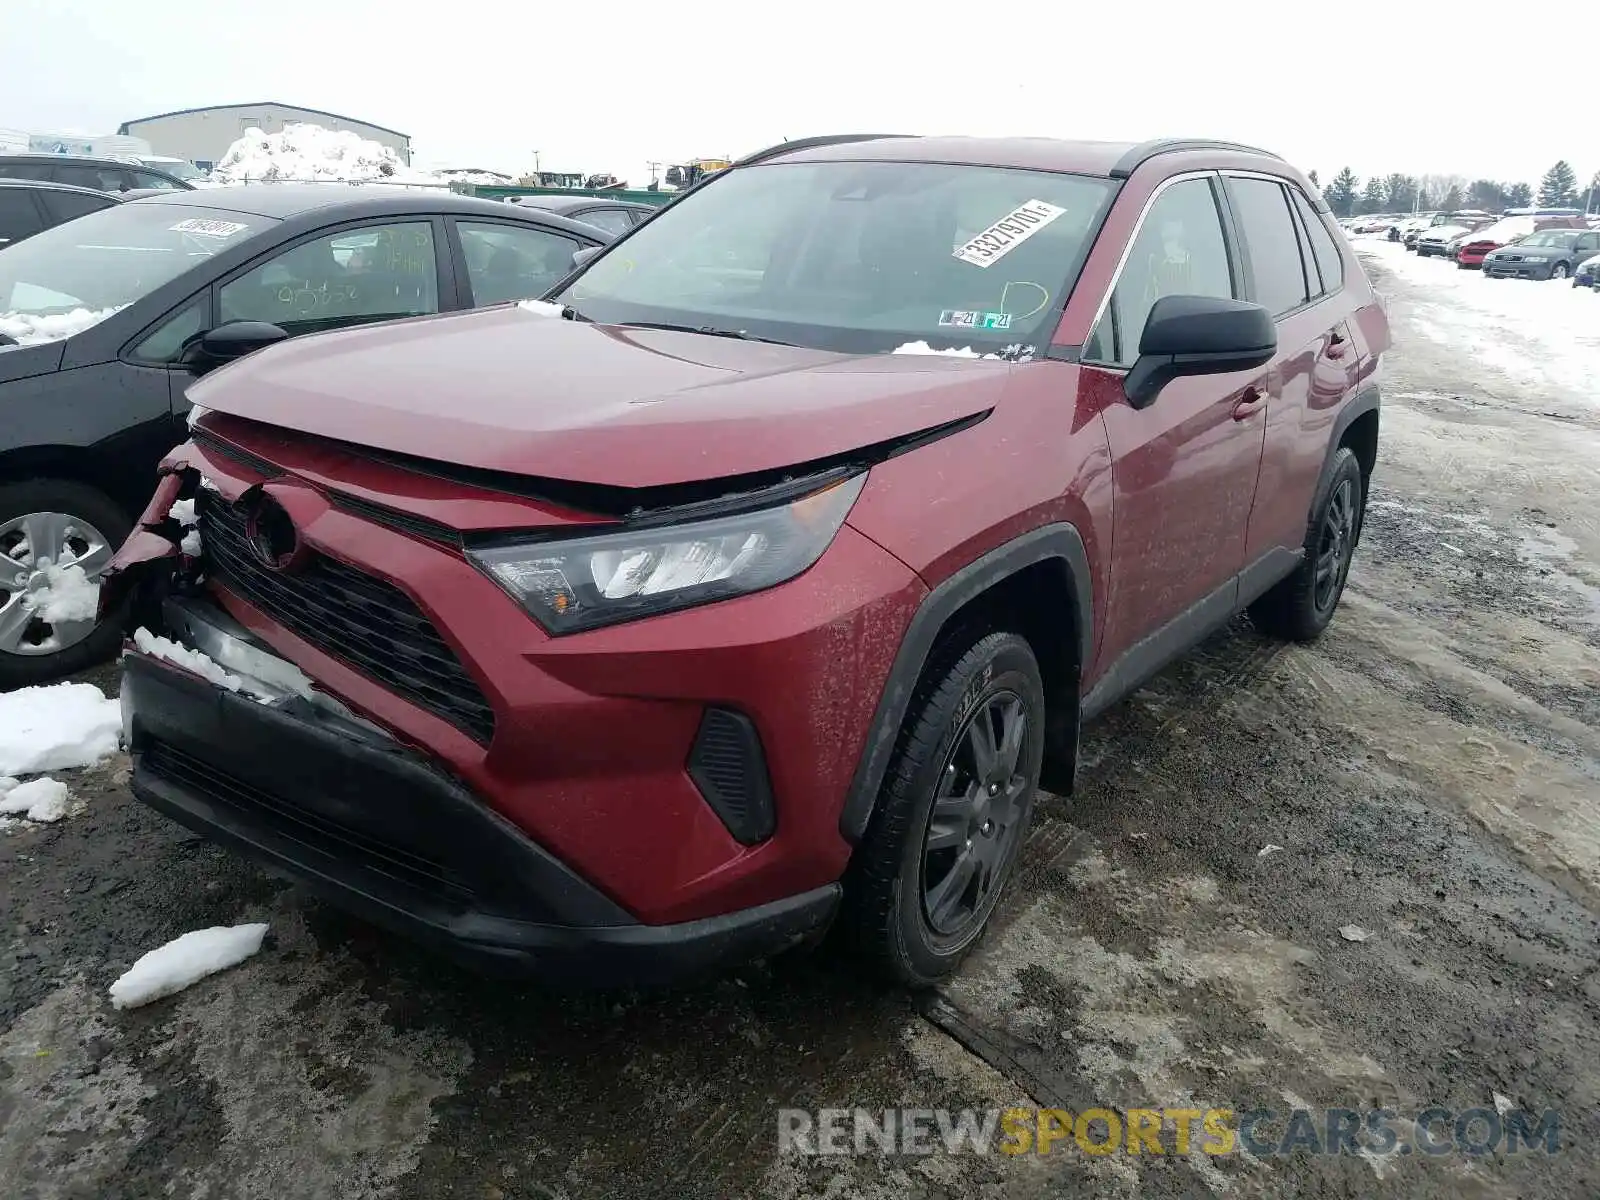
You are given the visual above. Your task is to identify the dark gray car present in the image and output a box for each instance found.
[506,194,656,236]
[0,153,196,194]
[0,179,122,248]
[1482,229,1600,280]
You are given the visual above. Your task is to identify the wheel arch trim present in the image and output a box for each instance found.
[837,522,1092,843]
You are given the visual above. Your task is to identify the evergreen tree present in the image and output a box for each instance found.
[1440,184,1463,212]
[1383,173,1417,212]
[1324,167,1359,217]
[1505,181,1533,208]
[1584,169,1600,212]
[1536,161,1576,207]
[1467,179,1505,210]
[1359,177,1385,215]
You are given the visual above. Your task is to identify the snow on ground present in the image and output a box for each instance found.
[1355,237,1599,403]
[22,563,100,624]
[0,682,121,776]
[0,776,72,823]
[0,305,128,347]
[210,123,439,187]
[108,923,270,1010]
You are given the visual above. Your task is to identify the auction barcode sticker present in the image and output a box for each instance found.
[169,218,248,238]
[953,200,1067,268]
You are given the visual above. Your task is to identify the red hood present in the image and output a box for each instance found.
[188,306,1012,488]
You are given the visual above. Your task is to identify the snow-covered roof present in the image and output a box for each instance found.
[119,103,408,142]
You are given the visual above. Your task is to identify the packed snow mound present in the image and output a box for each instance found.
[0,776,72,823]
[0,682,122,776]
[109,923,270,1009]
[211,123,435,186]
[0,305,129,347]
[133,626,245,694]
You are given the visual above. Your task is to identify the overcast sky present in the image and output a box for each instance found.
[5,0,1597,191]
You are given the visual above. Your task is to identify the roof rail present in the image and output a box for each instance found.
[732,133,913,169]
[1110,138,1282,179]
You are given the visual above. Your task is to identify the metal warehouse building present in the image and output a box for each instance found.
[117,102,411,171]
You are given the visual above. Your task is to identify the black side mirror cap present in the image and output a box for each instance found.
[1124,295,1276,410]
[197,320,289,365]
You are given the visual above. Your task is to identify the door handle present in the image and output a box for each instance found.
[1231,386,1267,421]
[1326,329,1348,360]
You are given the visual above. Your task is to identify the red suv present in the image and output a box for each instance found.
[106,135,1388,987]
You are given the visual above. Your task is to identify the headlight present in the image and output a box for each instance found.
[1522,254,1548,262]
[467,473,867,633]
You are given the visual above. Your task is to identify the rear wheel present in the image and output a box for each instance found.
[841,630,1046,986]
[0,480,132,689]
[1249,448,1364,643]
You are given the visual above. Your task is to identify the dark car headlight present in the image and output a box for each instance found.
[468,474,867,633]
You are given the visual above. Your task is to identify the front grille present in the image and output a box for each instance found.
[143,739,476,904]
[199,491,496,743]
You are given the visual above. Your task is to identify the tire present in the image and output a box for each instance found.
[1249,447,1364,643]
[840,630,1046,986]
[0,479,133,689]
[1550,262,1570,281]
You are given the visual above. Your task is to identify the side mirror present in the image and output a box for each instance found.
[1123,295,1276,410]
[571,245,603,270]
[192,320,289,370]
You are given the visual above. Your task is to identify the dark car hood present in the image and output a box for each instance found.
[188,305,1012,488]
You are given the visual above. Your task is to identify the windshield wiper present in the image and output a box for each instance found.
[616,321,796,346]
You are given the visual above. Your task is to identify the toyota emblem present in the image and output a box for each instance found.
[243,493,303,572]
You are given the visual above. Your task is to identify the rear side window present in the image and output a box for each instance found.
[38,189,114,226]
[53,164,132,192]
[0,162,55,182]
[0,189,43,245]
[1289,188,1344,295]
[1228,177,1309,317]
[1084,176,1236,368]
[576,208,634,236]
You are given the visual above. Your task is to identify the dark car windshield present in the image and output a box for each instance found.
[554,160,1119,354]
[0,202,272,344]
[1516,231,1579,248]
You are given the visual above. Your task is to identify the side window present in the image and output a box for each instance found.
[219,221,439,334]
[1085,177,1235,368]
[628,208,654,226]
[53,164,131,193]
[577,208,634,236]
[38,189,114,226]
[1229,178,1310,317]
[1290,188,1343,295]
[0,189,44,245]
[457,221,581,305]
[0,163,55,182]
[132,170,184,191]
[130,300,206,364]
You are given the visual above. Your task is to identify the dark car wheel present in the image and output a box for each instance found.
[0,480,132,689]
[1249,448,1364,643]
[1550,262,1570,281]
[841,630,1045,986]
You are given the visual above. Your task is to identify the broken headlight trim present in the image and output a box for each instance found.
[467,473,866,634]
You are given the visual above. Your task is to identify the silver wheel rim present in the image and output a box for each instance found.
[0,511,115,657]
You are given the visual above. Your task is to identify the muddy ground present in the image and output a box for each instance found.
[3,246,1598,1199]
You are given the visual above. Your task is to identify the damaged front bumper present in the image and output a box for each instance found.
[122,593,839,986]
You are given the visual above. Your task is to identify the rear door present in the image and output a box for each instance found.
[1223,174,1351,581]
[1081,173,1269,679]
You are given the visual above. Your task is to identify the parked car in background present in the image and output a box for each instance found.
[1573,253,1600,289]
[1481,228,1600,279]
[0,153,195,193]
[1417,223,1472,257]
[131,155,208,185]
[0,185,610,685]
[505,194,656,237]
[0,178,121,248]
[1456,215,1584,269]
[108,134,1389,987]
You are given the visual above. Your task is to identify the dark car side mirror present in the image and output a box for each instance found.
[191,320,290,371]
[571,245,604,270]
[1124,295,1276,410]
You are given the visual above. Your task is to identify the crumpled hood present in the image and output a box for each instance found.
[188,306,1012,488]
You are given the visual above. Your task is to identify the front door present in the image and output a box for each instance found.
[1079,174,1268,684]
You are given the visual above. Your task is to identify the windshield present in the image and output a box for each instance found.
[554,160,1119,354]
[1516,231,1578,248]
[0,202,271,338]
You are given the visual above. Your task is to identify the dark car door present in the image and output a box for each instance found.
[0,188,45,248]
[1224,175,1354,577]
[1080,173,1269,678]
[448,218,589,305]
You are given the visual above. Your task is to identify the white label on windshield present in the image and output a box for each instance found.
[953,200,1066,268]
[169,218,247,238]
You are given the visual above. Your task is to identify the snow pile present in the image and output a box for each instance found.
[0,776,72,823]
[0,305,129,347]
[516,298,565,317]
[436,169,514,185]
[0,682,122,776]
[169,497,197,526]
[109,923,270,1009]
[894,340,982,357]
[133,627,244,693]
[211,123,436,186]
[22,562,100,624]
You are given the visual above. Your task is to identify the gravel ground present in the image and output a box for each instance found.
[3,244,1598,1199]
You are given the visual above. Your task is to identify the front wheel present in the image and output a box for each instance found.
[0,480,132,689]
[1249,448,1364,643]
[840,630,1046,986]
[1550,262,1570,281]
